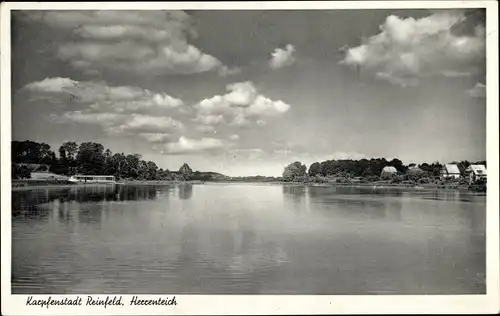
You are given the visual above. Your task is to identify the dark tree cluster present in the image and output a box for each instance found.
[11,140,226,182]
[283,157,486,185]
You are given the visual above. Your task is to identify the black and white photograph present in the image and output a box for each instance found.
[1,1,499,315]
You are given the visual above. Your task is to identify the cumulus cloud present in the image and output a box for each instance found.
[340,11,485,86]
[21,11,232,76]
[113,114,184,134]
[270,44,296,69]
[53,111,126,127]
[23,77,184,112]
[194,81,291,128]
[163,136,225,155]
[54,111,183,136]
[229,134,240,141]
[466,82,486,98]
[192,113,225,125]
[218,66,243,77]
[29,77,186,142]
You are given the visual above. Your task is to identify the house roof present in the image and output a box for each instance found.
[382,166,397,173]
[467,164,487,175]
[31,172,69,180]
[443,164,461,174]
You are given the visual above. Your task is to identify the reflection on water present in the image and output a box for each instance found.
[12,184,485,294]
[178,184,193,200]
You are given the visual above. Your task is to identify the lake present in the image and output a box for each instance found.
[11,183,486,294]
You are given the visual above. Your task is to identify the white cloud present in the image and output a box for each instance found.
[229,114,251,127]
[218,65,243,77]
[224,82,258,106]
[194,81,291,127]
[229,134,240,141]
[192,114,225,125]
[270,44,296,69]
[114,114,184,134]
[54,111,125,127]
[23,77,183,112]
[54,111,183,136]
[466,82,486,98]
[24,77,78,93]
[22,11,231,76]
[163,136,225,155]
[340,11,485,86]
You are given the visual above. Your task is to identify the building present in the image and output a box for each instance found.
[381,166,397,177]
[465,164,487,184]
[31,172,69,181]
[440,164,461,179]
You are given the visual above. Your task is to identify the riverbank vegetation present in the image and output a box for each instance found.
[282,159,487,192]
[11,140,486,192]
[11,140,228,182]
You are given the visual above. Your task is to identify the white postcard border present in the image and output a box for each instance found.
[1,1,498,315]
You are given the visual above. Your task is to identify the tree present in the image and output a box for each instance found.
[76,142,105,174]
[62,141,78,161]
[110,153,126,179]
[282,161,307,181]
[123,154,140,179]
[389,158,406,173]
[308,162,321,176]
[12,163,31,179]
[179,163,193,180]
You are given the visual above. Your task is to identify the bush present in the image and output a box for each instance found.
[335,177,350,184]
[418,177,431,184]
[12,164,31,179]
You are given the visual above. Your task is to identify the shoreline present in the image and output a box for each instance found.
[11,179,485,194]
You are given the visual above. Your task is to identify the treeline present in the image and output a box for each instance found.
[282,158,487,184]
[11,140,228,181]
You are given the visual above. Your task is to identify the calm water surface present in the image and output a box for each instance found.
[12,183,486,294]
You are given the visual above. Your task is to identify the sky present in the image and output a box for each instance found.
[11,9,487,176]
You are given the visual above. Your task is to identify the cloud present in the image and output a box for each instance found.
[466,82,486,98]
[163,136,226,155]
[229,134,240,141]
[24,77,78,93]
[32,77,187,140]
[195,125,217,133]
[270,44,296,69]
[138,133,172,144]
[53,111,126,127]
[113,114,184,134]
[192,114,225,125]
[194,81,291,127]
[218,66,243,77]
[340,11,485,86]
[22,11,231,76]
[23,77,184,112]
[54,111,184,136]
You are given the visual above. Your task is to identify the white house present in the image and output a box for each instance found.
[440,164,461,179]
[465,164,487,184]
[381,166,397,177]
